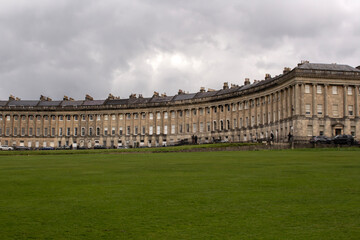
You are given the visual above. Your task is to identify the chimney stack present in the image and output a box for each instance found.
[265,74,271,80]
[153,91,159,97]
[200,87,205,92]
[129,93,136,99]
[63,95,69,101]
[283,67,291,74]
[178,89,184,95]
[85,94,93,101]
[223,82,229,90]
[9,95,15,101]
[244,78,250,85]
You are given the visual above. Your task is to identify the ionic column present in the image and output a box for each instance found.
[294,84,299,115]
[355,85,359,118]
[344,85,348,117]
[300,84,305,115]
[312,84,317,117]
[324,84,328,117]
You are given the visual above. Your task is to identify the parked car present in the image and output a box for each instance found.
[94,145,107,149]
[332,135,355,145]
[39,147,55,150]
[309,136,332,144]
[15,146,30,151]
[0,145,14,150]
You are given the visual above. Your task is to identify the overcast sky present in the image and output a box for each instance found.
[1,0,359,100]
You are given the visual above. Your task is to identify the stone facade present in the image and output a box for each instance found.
[1,62,360,148]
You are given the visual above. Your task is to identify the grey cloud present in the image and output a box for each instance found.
[0,0,359,100]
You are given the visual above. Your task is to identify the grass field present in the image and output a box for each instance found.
[0,150,359,239]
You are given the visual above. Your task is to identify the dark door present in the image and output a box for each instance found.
[335,129,342,136]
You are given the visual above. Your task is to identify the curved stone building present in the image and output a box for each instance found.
[1,61,360,148]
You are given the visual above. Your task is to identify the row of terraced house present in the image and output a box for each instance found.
[0,61,360,148]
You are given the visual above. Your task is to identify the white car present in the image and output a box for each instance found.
[0,145,14,151]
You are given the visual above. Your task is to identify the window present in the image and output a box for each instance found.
[13,127,17,136]
[207,122,210,132]
[157,112,161,120]
[305,104,311,115]
[232,104,236,111]
[96,127,100,136]
[118,127,122,136]
[332,86,338,94]
[164,125,168,134]
[59,128,63,136]
[104,128,108,136]
[14,115,18,121]
[112,127,115,135]
[200,122,204,132]
[5,127,10,136]
[239,102,243,110]
[112,114,116,120]
[305,85,310,93]
[200,108,204,115]
[193,109,197,116]
[37,128,41,136]
[89,115,93,121]
[348,86,353,95]
[66,115,71,121]
[142,113,146,119]
[240,118,243,128]
[29,115,34,120]
[66,128,70,136]
[142,126,146,135]
[119,114,123,120]
[149,126,153,135]
[186,124,190,133]
[307,125,313,136]
[319,125,324,136]
[245,117,249,127]
[179,124,183,133]
[186,110,190,117]
[179,111,183,117]
[51,128,55,136]
[164,112,168,119]
[74,115,78,121]
[134,113,138,119]
[351,126,356,137]
[171,125,175,134]
[59,115,63,121]
[44,128,48,136]
[333,104,339,116]
[37,116,41,121]
[213,121,217,131]
[317,104,323,115]
[348,105,354,116]
[126,126,130,135]
[251,116,255,127]
[81,127,85,136]
[156,126,160,135]
[192,123,197,133]
[134,126,138,135]
[97,115,101,121]
[21,127,25,136]
[317,85,322,94]
[104,115,109,121]
[149,113,153,120]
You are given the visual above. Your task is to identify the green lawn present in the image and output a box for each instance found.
[0,150,359,239]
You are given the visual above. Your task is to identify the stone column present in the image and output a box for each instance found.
[324,84,328,117]
[312,84,317,117]
[355,85,359,118]
[343,85,348,117]
[300,84,305,116]
[294,85,299,115]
